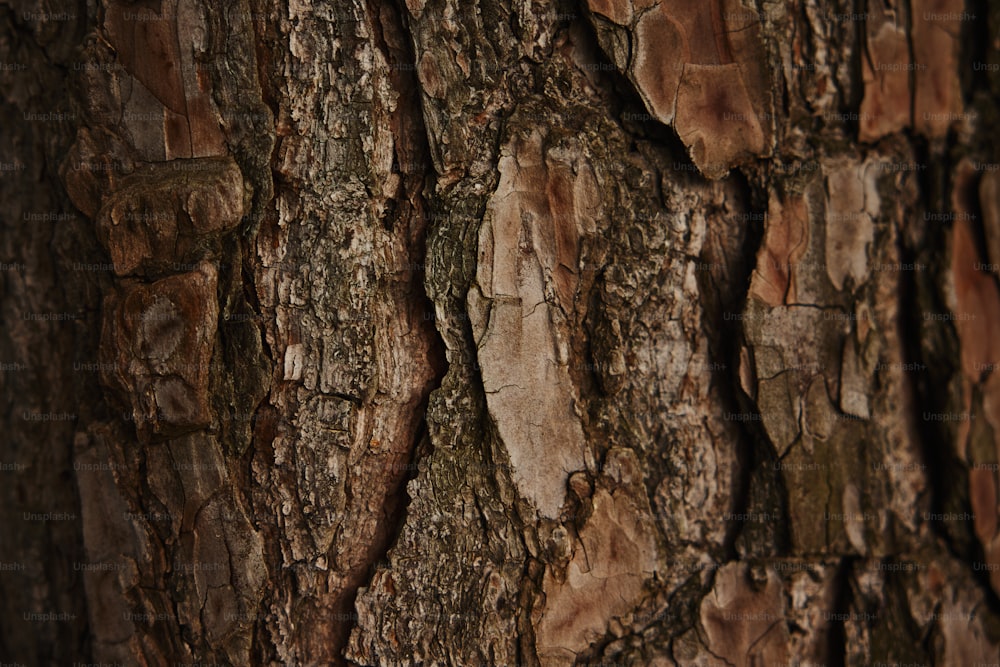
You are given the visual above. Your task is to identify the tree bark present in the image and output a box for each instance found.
[2,0,1000,665]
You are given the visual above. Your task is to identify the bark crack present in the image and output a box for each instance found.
[333,0,450,661]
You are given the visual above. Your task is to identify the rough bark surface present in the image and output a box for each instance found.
[2,0,1000,665]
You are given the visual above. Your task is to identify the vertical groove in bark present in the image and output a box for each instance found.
[246,0,445,662]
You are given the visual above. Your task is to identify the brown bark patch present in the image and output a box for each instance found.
[95,157,244,276]
[749,191,808,306]
[535,450,659,666]
[859,18,912,142]
[699,563,791,667]
[911,0,966,138]
[100,262,219,439]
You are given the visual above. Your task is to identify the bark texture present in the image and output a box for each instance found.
[2,0,1000,665]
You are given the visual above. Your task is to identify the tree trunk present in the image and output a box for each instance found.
[3,0,1000,664]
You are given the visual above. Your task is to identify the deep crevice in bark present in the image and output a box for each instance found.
[329,1,451,661]
[706,167,794,562]
[908,143,983,554]
[902,129,1000,620]
[826,556,854,667]
[714,170,777,562]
